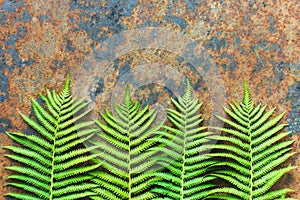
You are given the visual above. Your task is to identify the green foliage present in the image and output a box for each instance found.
[89,85,164,200]
[4,75,100,200]
[207,81,296,200]
[150,80,217,199]
[4,76,296,200]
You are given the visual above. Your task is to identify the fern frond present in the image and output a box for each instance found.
[150,79,216,199]
[90,84,163,199]
[209,80,296,200]
[5,75,99,199]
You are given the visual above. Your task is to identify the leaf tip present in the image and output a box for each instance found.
[64,74,71,91]
[183,78,192,99]
[123,84,132,104]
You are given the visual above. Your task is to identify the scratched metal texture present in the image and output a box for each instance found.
[0,0,299,199]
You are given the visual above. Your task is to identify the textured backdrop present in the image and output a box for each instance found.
[0,0,299,199]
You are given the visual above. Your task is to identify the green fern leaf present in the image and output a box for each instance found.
[208,80,296,200]
[150,80,216,199]
[4,75,99,200]
[90,84,163,199]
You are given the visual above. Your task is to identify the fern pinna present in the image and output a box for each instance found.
[150,80,216,199]
[208,81,296,200]
[90,85,163,200]
[4,75,100,200]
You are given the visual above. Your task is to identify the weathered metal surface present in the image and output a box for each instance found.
[0,0,299,198]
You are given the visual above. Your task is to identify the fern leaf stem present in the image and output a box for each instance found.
[128,139,132,199]
[50,123,59,200]
[247,107,254,200]
[50,98,63,200]
[180,108,187,200]
[127,105,132,200]
[249,136,254,199]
